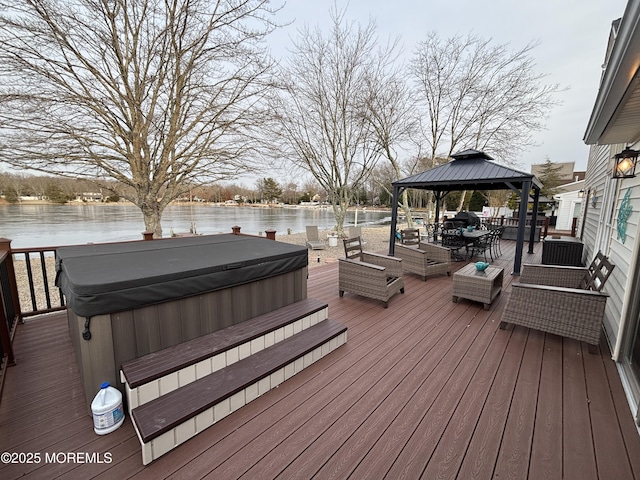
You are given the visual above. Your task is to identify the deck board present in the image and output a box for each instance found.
[584,341,636,479]
[276,303,487,479]
[456,323,527,479]
[603,352,640,478]
[529,333,563,480]
[1,240,640,479]
[494,327,543,479]
[563,337,598,480]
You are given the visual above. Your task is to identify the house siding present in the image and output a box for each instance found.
[607,179,640,348]
[583,143,640,352]
[581,145,609,254]
[581,0,640,424]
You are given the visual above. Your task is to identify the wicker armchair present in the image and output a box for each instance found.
[338,236,405,308]
[500,251,615,353]
[394,241,451,281]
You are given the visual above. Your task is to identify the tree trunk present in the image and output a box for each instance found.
[141,201,164,238]
[400,190,413,227]
[332,200,348,237]
[457,190,467,212]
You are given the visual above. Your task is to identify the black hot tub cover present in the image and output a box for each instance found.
[55,234,308,318]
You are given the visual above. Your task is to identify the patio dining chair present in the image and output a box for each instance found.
[441,231,467,261]
[491,226,504,258]
[422,223,435,242]
[305,225,326,250]
[338,236,404,308]
[469,229,501,262]
[467,232,493,262]
[500,251,615,353]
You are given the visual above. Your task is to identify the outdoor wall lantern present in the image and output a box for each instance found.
[578,189,585,198]
[613,147,639,179]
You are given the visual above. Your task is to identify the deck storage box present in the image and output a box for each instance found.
[542,235,584,266]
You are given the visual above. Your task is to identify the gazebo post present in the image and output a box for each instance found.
[528,188,541,253]
[389,185,401,255]
[513,179,531,275]
[433,191,442,242]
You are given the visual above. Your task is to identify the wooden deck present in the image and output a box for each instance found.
[2,240,640,479]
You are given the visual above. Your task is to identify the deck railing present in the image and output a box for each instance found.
[484,216,550,238]
[11,246,65,317]
[0,239,20,397]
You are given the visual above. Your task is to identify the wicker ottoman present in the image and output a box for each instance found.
[452,263,504,310]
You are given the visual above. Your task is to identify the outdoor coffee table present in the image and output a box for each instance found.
[452,263,504,310]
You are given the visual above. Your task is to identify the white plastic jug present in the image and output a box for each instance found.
[91,382,125,435]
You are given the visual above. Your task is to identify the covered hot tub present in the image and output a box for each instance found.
[56,234,308,413]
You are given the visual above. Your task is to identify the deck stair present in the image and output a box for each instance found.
[119,298,347,465]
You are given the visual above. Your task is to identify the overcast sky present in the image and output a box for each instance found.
[265,0,628,175]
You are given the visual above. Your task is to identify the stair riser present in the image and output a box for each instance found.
[137,330,347,465]
[121,307,328,415]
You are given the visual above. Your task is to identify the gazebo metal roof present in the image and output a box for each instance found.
[392,149,543,191]
[388,149,542,275]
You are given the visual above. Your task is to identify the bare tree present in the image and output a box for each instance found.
[270,7,383,235]
[0,0,280,236]
[411,33,561,165]
[486,190,510,218]
[411,33,560,213]
[281,181,299,205]
[361,48,421,226]
[368,162,397,206]
[1,173,31,202]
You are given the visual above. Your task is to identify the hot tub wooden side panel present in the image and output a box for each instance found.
[68,310,118,416]
[70,267,308,415]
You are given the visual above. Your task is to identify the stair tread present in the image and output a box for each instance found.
[122,297,328,387]
[132,318,346,442]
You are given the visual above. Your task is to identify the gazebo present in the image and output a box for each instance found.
[388,149,542,275]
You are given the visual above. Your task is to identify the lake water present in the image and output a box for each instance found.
[0,204,391,249]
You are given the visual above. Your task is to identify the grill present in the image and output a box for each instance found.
[453,211,481,227]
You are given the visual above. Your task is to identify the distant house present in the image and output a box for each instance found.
[77,192,103,202]
[553,179,584,231]
[583,1,640,426]
[531,161,585,184]
[530,161,586,230]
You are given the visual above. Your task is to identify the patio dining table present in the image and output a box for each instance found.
[462,229,490,240]
[439,229,490,260]
[462,229,490,259]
